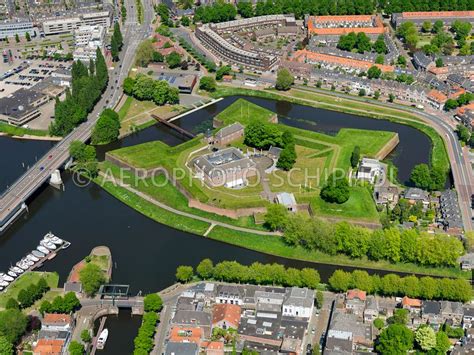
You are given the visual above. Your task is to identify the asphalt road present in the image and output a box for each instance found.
[0,0,154,227]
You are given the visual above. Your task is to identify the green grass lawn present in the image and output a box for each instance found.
[0,122,49,137]
[100,161,264,229]
[109,98,396,217]
[0,272,59,309]
[310,186,379,221]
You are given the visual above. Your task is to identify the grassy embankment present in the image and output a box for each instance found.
[0,122,49,137]
[212,86,450,176]
[94,169,470,278]
[0,271,59,310]
[110,99,394,219]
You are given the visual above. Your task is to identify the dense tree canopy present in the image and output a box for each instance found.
[376,324,414,354]
[91,109,121,145]
[194,2,237,23]
[409,163,446,191]
[143,294,163,312]
[282,214,464,267]
[0,309,28,344]
[50,52,108,136]
[69,141,98,177]
[244,121,282,149]
[275,68,294,91]
[415,326,437,351]
[264,203,289,231]
[123,74,179,106]
[320,174,350,204]
[79,263,106,296]
[176,266,194,282]
[199,76,217,92]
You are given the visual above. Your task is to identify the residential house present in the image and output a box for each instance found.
[357,158,384,183]
[165,342,199,355]
[202,341,225,355]
[169,326,203,346]
[172,310,212,337]
[463,306,474,329]
[33,339,65,355]
[374,185,399,206]
[363,296,379,323]
[282,287,315,319]
[345,289,367,317]
[440,301,464,327]
[404,188,430,207]
[212,303,242,330]
[402,296,422,315]
[41,314,73,332]
[216,284,244,305]
[427,89,448,110]
[422,301,443,328]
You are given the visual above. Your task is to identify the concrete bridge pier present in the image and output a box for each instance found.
[49,169,64,190]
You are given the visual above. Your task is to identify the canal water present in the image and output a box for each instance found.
[0,95,436,350]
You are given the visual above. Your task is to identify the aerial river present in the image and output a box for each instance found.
[0,96,435,351]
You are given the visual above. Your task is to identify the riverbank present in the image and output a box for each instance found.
[94,168,469,279]
[0,122,60,141]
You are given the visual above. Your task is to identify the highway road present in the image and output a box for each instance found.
[0,0,154,230]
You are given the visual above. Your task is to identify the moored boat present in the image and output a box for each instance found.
[0,273,14,282]
[37,246,50,254]
[7,271,17,278]
[27,254,39,262]
[32,250,45,258]
[96,329,108,350]
[40,240,57,250]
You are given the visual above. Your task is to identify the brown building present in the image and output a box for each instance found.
[213,122,244,147]
[212,303,242,330]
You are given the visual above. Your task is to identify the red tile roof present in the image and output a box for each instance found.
[33,339,64,355]
[401,11,474,18]
[292,49,394,72]
[169,326,203,345]
[43,313,72,325]
[203,341,224,355]
[402,296,422,308]
[427,89,448,103]
[346,289,367,301]
[457,102,474,115]
[212,304,242,328]
[307,15,385,35]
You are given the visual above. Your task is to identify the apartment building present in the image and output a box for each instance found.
[0,19,36,39]
[0,88,49,125]
[196,15,296,71]
[41,10,111,35]
[391,11,474,28]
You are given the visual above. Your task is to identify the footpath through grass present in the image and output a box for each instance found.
[0,271,59,309]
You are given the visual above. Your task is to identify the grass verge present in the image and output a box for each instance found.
[0,122,49,137]
[0,272,59,309]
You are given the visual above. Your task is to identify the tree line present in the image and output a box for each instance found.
[329,269,471,302]
[175,259,471,302]
[276,213,464,267]
[190,0,474,24]
[5,277,49,310]
[123,74,180,106]
[133,294,163,355]
[39,292,81,315]
[50,50,108,136]
[111,22,124,62]
[176,259,321,289]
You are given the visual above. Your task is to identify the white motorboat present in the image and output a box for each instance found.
[40,240,57,250]
[37,246,50,254]
[27,254,39,262]
[0,273,14,282]
[16,262,28,270]
[0,281,8,287]
[50,236,63,245]
[22,258,34,267]
[96,329,108,350]
[7,271,17,278]
[11,267,23,274]
[32,250,45,258]
[0,286,3,291]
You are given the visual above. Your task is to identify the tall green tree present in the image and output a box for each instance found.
[376,324,414,354]
[176,266,194,282]
[415,326,437,351]
[275,68,294,91]
[79,263,105,296]
[0,336,13,355]
[0,309,28,343]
